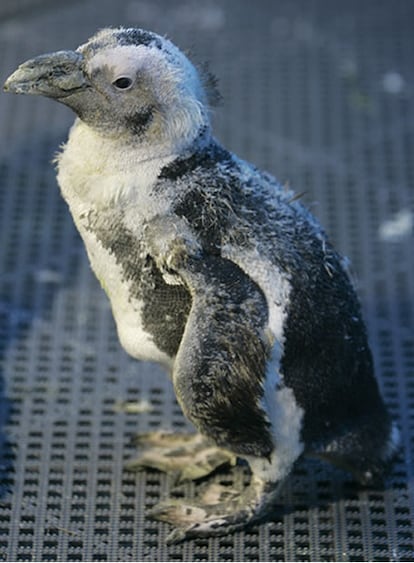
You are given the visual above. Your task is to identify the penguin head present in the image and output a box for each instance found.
[4,27,218,147]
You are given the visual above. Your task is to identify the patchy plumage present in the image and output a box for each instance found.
[4,26,399,543]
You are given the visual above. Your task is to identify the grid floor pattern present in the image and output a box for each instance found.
[0,1,413,561]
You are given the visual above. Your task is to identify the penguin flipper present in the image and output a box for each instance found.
[145,214,274,457]
[171,252,273,458]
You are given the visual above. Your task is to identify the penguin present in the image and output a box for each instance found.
[4,27,399,544]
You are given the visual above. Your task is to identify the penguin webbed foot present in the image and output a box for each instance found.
[148,477,281,544]
[125,431,236,483]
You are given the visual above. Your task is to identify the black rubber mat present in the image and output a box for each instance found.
[0,1,413,561]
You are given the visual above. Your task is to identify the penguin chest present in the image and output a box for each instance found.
[76,211,191,366]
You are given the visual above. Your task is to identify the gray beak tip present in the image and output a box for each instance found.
[3,74,23,94]
[4,72,15,93]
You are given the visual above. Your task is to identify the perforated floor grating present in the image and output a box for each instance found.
[0,1,413,561]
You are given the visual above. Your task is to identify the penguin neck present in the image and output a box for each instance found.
[56,118,213,211]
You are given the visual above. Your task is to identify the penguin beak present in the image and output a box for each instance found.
[4,50,89,99]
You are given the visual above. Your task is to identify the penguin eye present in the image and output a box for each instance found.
[112,76,133,90]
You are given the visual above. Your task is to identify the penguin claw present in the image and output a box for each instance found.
[129,433,283,541]
[165,527,188,545]
[148,479,280,543]
[126,432,236,482]
[148,495,250,544]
